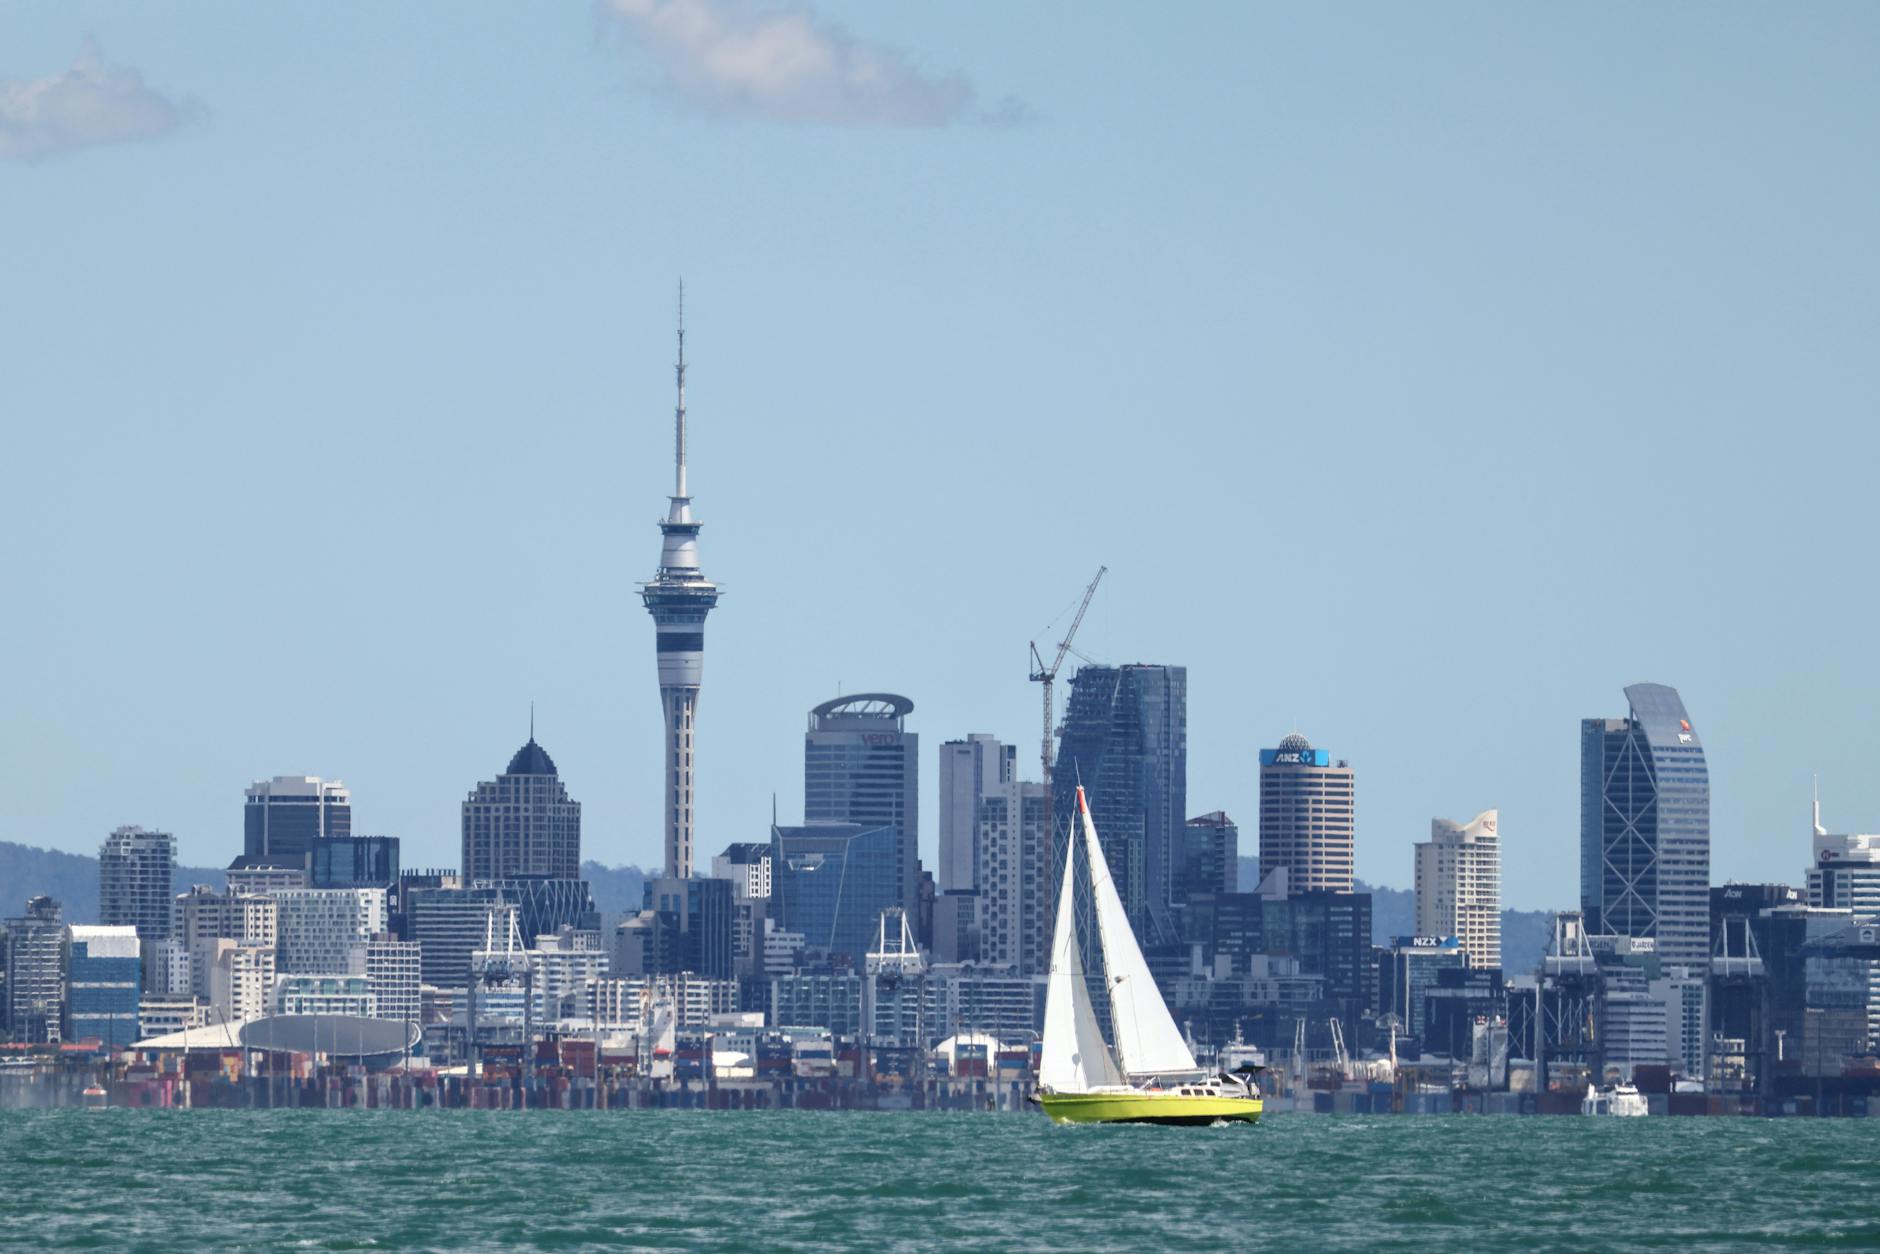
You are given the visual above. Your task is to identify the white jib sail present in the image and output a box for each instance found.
[1077,786,1199,1078]
[1039,817,1123,1094]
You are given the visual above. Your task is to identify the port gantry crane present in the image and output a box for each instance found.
[1029,564,1107,901]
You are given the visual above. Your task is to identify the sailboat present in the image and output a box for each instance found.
[1036,786,1263,1126]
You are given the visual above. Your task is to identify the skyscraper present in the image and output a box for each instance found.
[1807,787,1880,915]
[461,734,582,880]
[641,295,721,880]
[98,825,175,942]
[241,776,351,867]
[938,734,1010,893]
[805,694,920,917]
[770,822,902,968]
[1580,682,1711,967]
[1256,734,1356,895]
[1177,812,1239,904]
[1052,664,1187,941]
[1414,809,1501,969]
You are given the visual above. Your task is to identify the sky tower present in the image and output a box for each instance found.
[641,287,721,879]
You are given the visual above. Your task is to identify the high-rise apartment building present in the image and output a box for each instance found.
[4,897,66,1043]
[641,300,722,880]
[271,888,388,973]
[206,940,275,1024]
[461,737,582,880]
[1414,809,1502,969]
[99,825,175,942]
[975,777,1047,974]
[1256,734,1355,895]
[1580,683,1711,967]
[174,885,277,997]
[242,776,351,867]
[805,694,920,918]
[1052,664,1187,942]
[360,938,421,1024]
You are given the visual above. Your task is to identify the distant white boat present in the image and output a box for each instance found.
[1582,1081,1648,1117]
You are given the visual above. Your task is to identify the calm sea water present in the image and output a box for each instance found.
[1,1109,1874,1251]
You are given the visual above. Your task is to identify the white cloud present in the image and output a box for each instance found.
[604,0,1012,127]
[0,38,186,163]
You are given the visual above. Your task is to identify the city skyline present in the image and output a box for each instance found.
[6,5,1880,909]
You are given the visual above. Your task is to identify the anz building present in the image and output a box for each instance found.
[1580,683,1711,968]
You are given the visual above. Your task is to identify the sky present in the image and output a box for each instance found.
[3,2,1878,909]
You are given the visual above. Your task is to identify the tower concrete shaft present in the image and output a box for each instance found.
[641,286,720,879]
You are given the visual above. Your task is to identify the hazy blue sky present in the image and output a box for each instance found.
[4,3,1878,908]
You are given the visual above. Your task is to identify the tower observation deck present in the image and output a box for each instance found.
[641,288,721,879]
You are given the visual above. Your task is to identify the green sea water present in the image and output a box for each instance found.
[1,1109,1874,1251]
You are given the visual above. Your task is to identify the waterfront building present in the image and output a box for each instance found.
[272,888,388,973]
[1414,810,1502,969]
[523,929,605,1020]
[99,825,175,942]
[805,694,920,918]
[1257,734,1355,895]
[65,925,141,1047]
[1377,936,1468,1041]
[1053,664,1187,942]
[4,896,67,1043]
[136,995,209,1039]
[590,973,738,1031]
[242,776,351,867]
[274,973,372,1017]
[461,736,581,881]
[206,941,276,1023]
[1178,812,1239,904]
[361,938,421,1024]
[770,972,865,1038]
[1801,922,1880,1069]
[771,823,902,968]
[1580,683,1711,967]
[641,302,722,880]
[311,836,400,889]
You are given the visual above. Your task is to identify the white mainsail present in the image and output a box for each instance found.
[1077,787,1200,1078]
[1039,814,1124,1094]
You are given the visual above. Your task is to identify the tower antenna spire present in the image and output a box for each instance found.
[674,280,687,501]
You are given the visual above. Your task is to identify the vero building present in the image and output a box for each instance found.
[1580,683,1711,968]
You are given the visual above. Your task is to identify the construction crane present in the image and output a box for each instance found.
[1029,565,1106,878]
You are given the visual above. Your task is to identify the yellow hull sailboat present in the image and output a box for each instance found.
[1035,787,1262,1127]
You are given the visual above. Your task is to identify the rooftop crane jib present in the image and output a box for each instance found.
[1030,565,1105,915]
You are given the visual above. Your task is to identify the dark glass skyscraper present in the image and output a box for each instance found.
[242,776,351,867]
[804,694,919,918]
[1051,664,1186,943]
[461,737,582,880]
[771,822,901,968]
[1581,683,1711,967]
